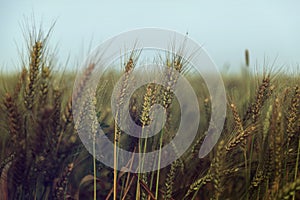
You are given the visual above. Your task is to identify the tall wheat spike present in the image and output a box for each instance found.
[114,52,139,200]
[3,93,23,149]
[140,84,156,200]
[270,97,283,196]
[243,73,272,123]
[24,41,43,110]
[53,163,74,200]
[212,140,225,200]
[287,86,300,144]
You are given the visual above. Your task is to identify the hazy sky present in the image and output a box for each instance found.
[1,0,299,72]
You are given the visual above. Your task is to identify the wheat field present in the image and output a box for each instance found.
[0,26,299,200]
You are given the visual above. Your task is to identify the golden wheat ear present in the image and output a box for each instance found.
[286,86,300,144]
[243,72,273,123]
[13,67,27,100]
[3,93,23,149]
[277,178,300,200]
[38,64,51,105]
[53,162,74,199]
[24,40,43,110]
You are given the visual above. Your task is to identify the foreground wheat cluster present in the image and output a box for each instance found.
[0,28,299,200]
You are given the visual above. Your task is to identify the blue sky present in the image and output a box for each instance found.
[0,0,299,72]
